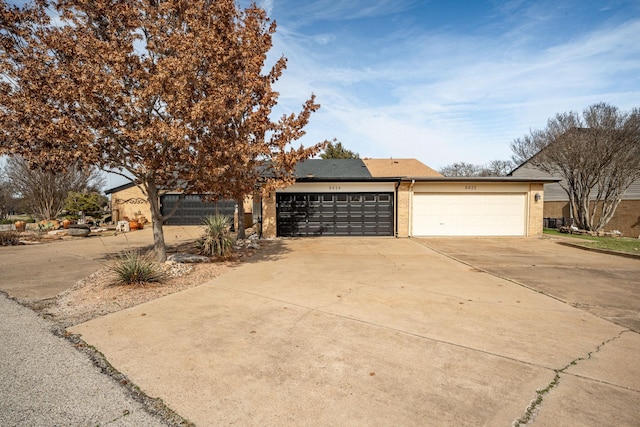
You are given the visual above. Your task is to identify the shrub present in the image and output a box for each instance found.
[0,219,15,224]
[0,230,20,246]
[109,250,165,285]
[198,215,234,257]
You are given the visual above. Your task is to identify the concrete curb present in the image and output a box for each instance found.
[553,240,640,260]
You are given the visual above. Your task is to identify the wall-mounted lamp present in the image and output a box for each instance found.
[534,193,541,202]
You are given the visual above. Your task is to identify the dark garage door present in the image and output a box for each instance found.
[160,195,236,225]
[277,193,393,237]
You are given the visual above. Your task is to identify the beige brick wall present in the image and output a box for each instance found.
[544,201,571,218]
[111,186,152,225]
[528,183,544,236]
[396,182,410,237]
[261,191,277,238]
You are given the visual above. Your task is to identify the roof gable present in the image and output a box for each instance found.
[363,158,441,177]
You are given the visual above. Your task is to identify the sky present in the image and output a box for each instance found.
[244,0,640,170]
[2,0,639,189]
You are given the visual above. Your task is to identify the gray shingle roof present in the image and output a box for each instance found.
[294,159,372,179]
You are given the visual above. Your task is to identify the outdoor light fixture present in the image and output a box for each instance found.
[534,193,541,202]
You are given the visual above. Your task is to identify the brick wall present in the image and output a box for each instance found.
[528,183,544,236]
[111,186,152,225]
[396,182,410,237]
[261,191,277,238]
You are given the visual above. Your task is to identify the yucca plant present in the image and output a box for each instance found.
[198,214,234,257]
[109,250,165,285]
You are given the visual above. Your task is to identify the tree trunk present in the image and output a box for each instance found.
[145,180,167,262]
[236,198,245,240]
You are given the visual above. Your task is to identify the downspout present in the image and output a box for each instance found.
[408,179,415,237]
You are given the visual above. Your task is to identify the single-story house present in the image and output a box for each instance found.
[106,158,556,238]
[260,159,554,238]
[510,162,640,237]
[105,184,248,226]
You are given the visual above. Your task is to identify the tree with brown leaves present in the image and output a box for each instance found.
[0,0,324,260]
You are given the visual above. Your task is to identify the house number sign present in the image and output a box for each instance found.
[464,185,477,190]
[329,186,341,190]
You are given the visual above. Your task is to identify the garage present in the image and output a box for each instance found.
[161,195,236,225]
[412,193,527,236]
[277,192,393,237]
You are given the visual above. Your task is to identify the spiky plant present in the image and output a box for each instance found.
[109,250,165,285]
[198,215,234,257]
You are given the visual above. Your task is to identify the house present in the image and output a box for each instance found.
[105,184,243,226]
[511,162,640,237]
[259,158,555,238]
[106,158,555,238]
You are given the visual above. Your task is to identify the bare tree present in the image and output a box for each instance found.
[439,162,481,177]
[5,156,103,220]
[440,160,515,177]
[0,0,324,260]
[0,164,12,218]
[511,102,640,231]
[483,159,515,177]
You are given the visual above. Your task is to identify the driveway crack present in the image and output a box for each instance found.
[511,329,631,426]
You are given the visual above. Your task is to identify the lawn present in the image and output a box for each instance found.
[544,228,640,255]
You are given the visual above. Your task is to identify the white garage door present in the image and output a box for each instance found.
[412,193,527,236]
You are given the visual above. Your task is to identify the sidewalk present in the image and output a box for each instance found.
[0,293,171,426]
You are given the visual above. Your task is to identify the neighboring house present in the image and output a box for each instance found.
[511,162,640,237]
[106,184,243,226]
[106,158,555,238]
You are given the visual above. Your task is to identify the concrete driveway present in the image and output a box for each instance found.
[0,226,202,301]
[419,237,640,332]
[69,238,640,426]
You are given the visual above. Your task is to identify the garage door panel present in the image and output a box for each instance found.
[412,193,526,236]
[277,193,393,237]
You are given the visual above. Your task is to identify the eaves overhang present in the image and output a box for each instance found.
[294,177,401,183]
[400,176,561,184]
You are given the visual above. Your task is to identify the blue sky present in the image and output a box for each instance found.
[249,0,640,170]
[3,1,639,188]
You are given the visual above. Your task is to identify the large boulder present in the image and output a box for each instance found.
[67,224,91,237]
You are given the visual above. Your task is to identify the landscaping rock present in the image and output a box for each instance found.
[0,224,16,231]
[67,225,91,237]
[167,253,210,263]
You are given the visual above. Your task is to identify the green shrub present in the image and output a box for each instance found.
[109,250,165,285]
[0,219,15,224]
[198,215,234,257]
[0,231,20,246]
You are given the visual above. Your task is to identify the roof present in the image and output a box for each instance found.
[294,159,371,179]
[105,181,138,194]
[363,158,442,177]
